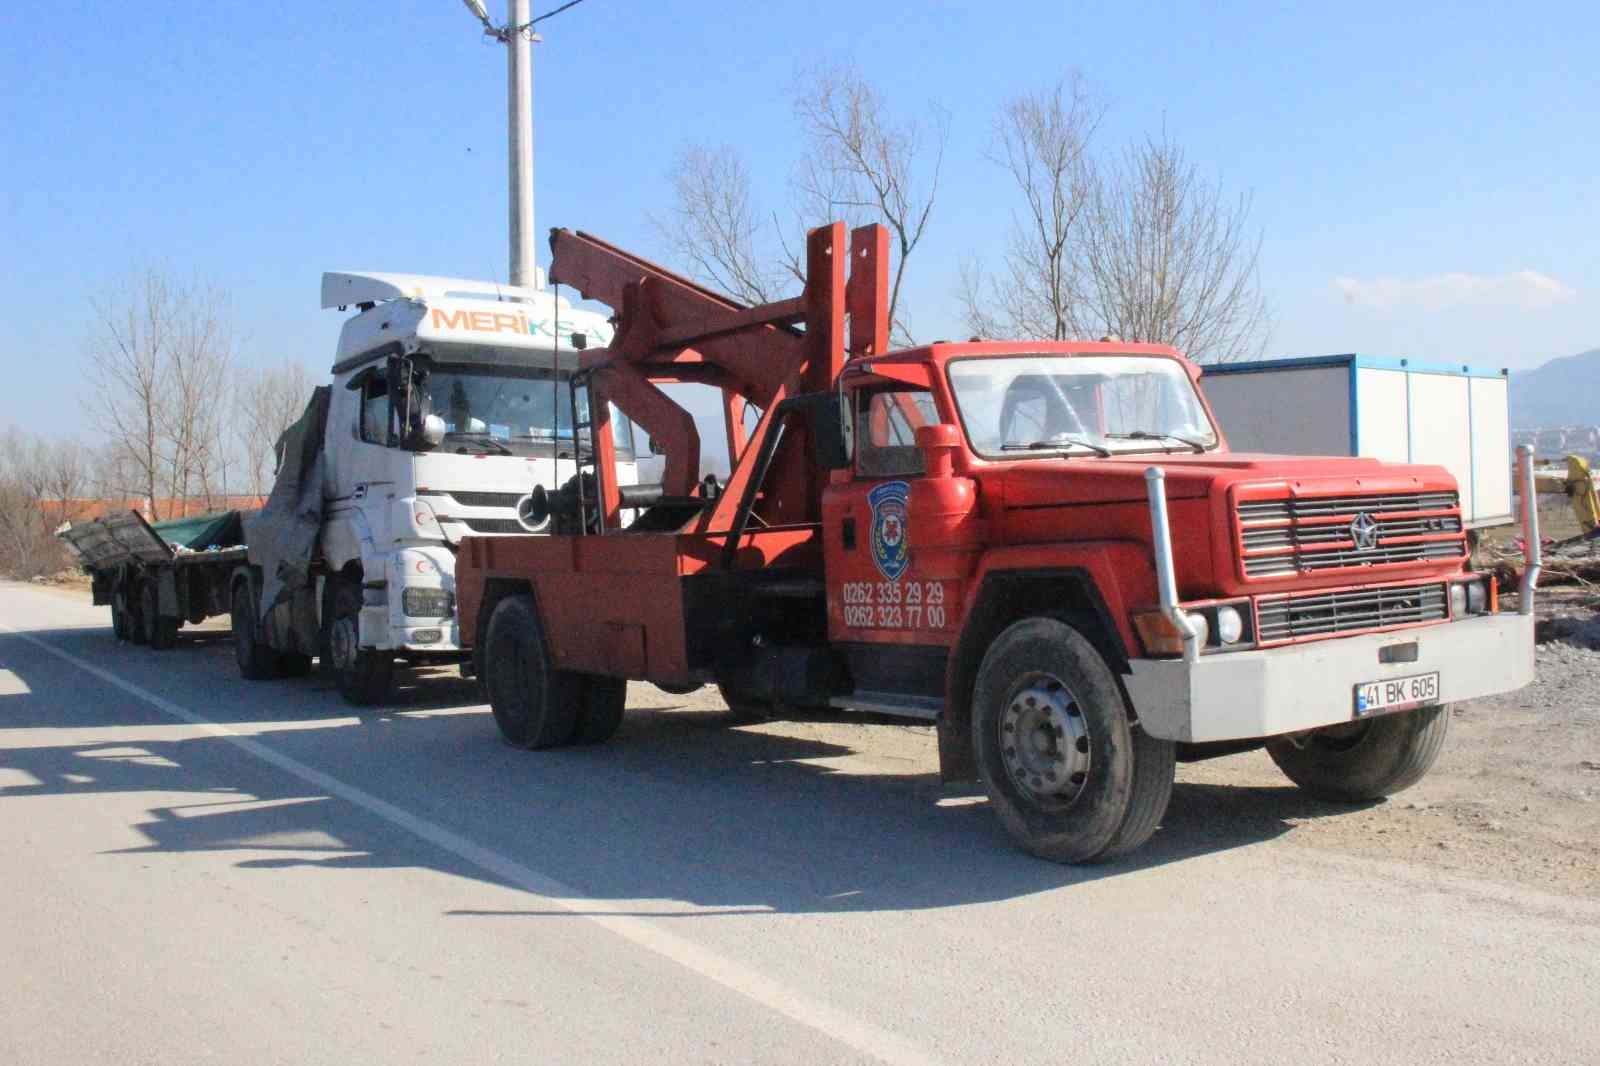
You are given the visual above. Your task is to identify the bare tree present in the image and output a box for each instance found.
[44,437,88,528]
[161,286,236,515]
[0,429,67,578]
[790,63,949,343]
[236,360,314,495]
[84,270,171,520]
[84,270,240,519]
[960,77,1102,341]
[1074,131,1269,363]
[654,145,789,306]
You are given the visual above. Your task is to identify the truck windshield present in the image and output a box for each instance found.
[421,365,635,459]
[947,355,1217,458]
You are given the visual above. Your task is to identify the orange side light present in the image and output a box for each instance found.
[1132,610,1186,657]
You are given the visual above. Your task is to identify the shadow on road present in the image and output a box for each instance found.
[0,624,1370,916]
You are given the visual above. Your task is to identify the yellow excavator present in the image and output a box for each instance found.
[1534,454,1600,543]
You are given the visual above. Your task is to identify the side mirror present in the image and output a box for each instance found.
[789,391,850,470]
[915,424,962,478]
[571,332,588,351]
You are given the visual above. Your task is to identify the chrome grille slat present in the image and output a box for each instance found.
[1256,583,1448,642]
[1237,490,1465,577]
[435,490,524,509]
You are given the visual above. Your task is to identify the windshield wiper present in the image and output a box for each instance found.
[447,432,514,456]
[1104,431,1206,454]
[1000,434,1111,457]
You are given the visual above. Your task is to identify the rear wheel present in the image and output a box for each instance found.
[232,580,281,681]
[1265,705,1450,802]
[326,577,394,706]
[111,592,131,641]
[125,580,148,646]
[973,617,1169,863]
[570,676,626,745]
[482,594,579,749]
[141,579,179,650]
[715,682,770,723]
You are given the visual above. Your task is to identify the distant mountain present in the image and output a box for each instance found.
[1510,348,1600,429]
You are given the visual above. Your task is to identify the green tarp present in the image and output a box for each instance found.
[149,510,249,552]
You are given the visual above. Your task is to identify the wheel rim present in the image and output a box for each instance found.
[999,673,1092,810]
[329,615,359,672]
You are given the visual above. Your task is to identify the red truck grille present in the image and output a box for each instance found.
[1236,492,1465,578]
[1256,581,1448,643]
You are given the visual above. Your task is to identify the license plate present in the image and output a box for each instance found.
[1354,672,1440,717]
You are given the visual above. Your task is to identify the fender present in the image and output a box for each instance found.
[937,540,1159,782]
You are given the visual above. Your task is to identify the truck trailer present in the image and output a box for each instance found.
[61,271,640,704]
[454,222,1540,864]
[1200,354,1513,531]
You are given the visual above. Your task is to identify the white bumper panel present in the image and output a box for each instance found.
[1125,612,1535,743]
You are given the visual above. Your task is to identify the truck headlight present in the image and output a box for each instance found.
[402,587,453,618]
[1466,581,1488,614]
[1215,605,1244,645]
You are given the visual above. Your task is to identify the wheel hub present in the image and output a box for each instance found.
[999,675,1091,808]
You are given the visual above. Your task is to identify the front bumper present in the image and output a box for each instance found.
[1125,612,1535,743]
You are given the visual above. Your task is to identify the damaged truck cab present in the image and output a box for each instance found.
[455,223,1538,863]
[238,273,639,704]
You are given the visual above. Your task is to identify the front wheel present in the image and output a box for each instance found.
[1265,705,1450,802]
[973,617,1173,863]
[232,580,281,680]
[326,578,394,706]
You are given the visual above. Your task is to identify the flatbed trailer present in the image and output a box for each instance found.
[59,509,251,651]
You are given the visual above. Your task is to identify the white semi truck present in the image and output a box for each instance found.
[60,272,639,705]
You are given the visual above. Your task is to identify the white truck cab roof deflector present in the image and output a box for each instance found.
[320,271,561,310]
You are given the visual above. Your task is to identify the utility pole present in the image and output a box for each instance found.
[506,0,537,288]
[459,0,543,288]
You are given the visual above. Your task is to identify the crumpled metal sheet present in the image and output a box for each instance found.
[246,386,331,617]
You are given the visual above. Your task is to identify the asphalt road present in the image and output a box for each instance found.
[2,581,1597,1065]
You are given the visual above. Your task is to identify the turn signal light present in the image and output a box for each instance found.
[1133,610,1194,657]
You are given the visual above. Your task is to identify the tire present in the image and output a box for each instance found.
[141,579,179,650]
[111,594,131,641]
[232,580,282,681]
[972,617,1154,863]
[570,676,626,745]
[126,580,148,646]
[1265,704,1450,802]
[1100,726,1177,859]
[326,577,394,706]
[482,594,579,749]
[716,682,770,723]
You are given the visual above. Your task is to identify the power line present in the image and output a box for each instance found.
[530,0,590,25]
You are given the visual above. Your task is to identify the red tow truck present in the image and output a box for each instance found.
[455,222,1539,862]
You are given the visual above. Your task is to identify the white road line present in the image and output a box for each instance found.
[1,622,940,1066]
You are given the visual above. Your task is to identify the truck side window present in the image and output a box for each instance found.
[856,389,934,478]
[360,375,391,445]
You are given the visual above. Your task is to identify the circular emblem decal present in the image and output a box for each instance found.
[868,480,911,582]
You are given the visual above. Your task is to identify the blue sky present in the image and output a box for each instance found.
[3,1,1595,439]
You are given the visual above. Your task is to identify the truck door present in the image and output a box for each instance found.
[821,386,960,648]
